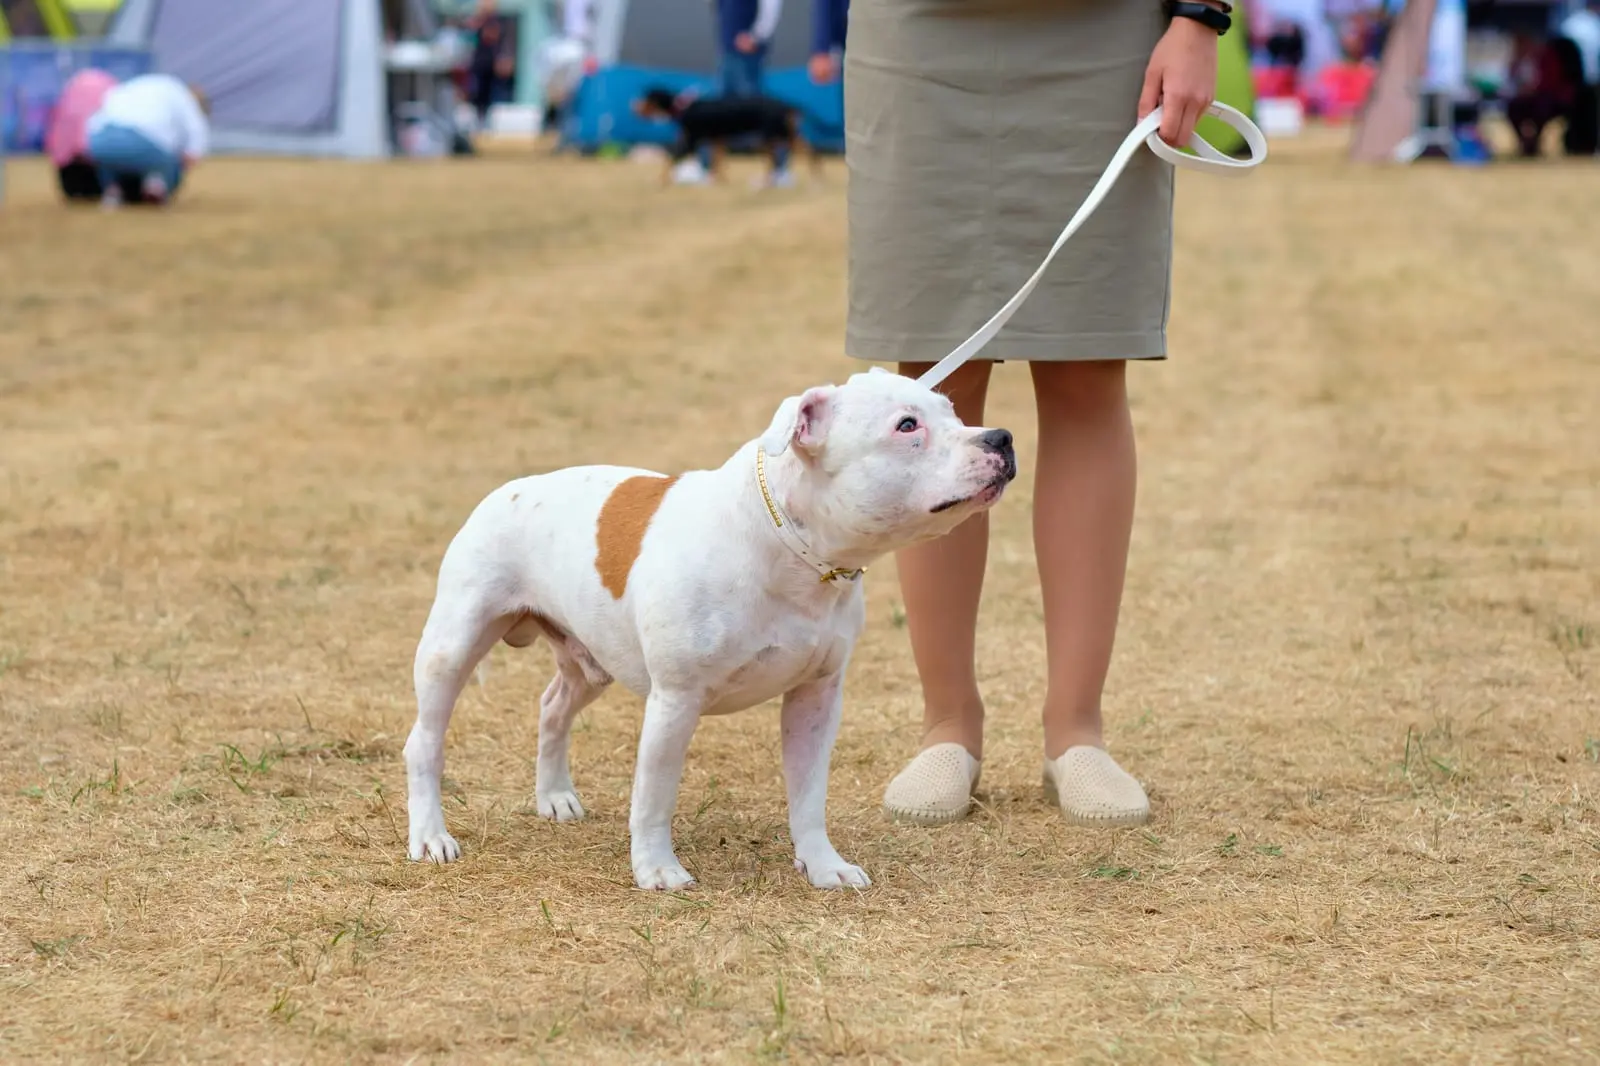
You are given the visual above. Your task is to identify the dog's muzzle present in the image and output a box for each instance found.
[978,428,1018,483]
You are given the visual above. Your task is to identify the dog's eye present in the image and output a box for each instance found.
[896,416,919,434]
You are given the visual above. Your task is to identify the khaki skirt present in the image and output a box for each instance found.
[843,0,1174,365]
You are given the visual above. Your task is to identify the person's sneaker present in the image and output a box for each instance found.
[99,185,123,212]
[670,159,710,186]
[753,168,798,191]
[141,174,169,205]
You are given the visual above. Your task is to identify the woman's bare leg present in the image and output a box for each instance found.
[891,358,994,757]
[1030,358,1148,824]
[880,360,993,824]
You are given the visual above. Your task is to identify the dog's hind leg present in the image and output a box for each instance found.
[405,582,514,863]
[533,621,612,821]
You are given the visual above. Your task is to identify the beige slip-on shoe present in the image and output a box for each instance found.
[1042,745,1150,827]
[882,742,981,826]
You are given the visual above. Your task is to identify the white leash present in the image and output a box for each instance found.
[916,102,1268,391]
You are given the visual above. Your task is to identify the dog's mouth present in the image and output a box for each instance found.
[930,471,1015,514]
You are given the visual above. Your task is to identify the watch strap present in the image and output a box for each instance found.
[1167,0,1232,34]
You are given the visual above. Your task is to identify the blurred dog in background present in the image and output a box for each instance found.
[632,87,823,188]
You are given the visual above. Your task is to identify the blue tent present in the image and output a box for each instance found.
[563,63,842,154]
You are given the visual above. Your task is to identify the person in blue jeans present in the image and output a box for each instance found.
[85,73,211,210]
[717,0,782,94]
[704,0,790,181]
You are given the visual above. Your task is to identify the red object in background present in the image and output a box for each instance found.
[582,55,599,75]
[1510,39,1576,107]
[44,68,118,168]
[1312,61,1377,122]
[1253,66,1299,101]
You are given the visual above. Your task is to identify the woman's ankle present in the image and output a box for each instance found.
[1042,700,1106,761]
[919,704,986,760]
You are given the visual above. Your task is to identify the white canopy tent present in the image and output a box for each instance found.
[104,0,446,159]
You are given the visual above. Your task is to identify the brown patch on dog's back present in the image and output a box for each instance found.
[595,475,679,598]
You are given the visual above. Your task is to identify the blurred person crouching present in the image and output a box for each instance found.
[85,73,211,210]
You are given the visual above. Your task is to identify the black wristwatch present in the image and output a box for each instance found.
[1166,0,1232,34]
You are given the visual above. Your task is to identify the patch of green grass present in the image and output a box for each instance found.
[1217,833,1239,857]
[84,702,124,737]
[328,915,389,952]
[1255,844,1284,858]
[758,975,793,1058]
[30,935,84,959]
[1089,865,1139,881]
[275,565,342,590]
[170,783,209,806]
[217,743,280,792]
[69,759,122,807]
[1549,620,1592,680]
[1551,621,1592,653]
[268,985,301,1023]
[1397,724,1468,792]
[539,899,575,939]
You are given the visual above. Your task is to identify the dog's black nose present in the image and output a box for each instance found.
[979,428,1017,481]
[978,428,1013,455]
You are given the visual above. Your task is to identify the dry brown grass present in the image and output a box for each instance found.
[1,130,1596,1064]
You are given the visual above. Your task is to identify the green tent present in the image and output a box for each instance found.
[1196,5,1257,156]
[64,0,122,36]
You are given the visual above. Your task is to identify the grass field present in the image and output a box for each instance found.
[1,131,1596,1064]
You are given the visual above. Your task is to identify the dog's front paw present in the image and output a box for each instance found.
[409,826,461,864]
[536,787,585,822]
[633,859,696,892]
[795,854,872,889]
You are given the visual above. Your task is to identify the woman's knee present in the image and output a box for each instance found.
[1030,359,1128,418]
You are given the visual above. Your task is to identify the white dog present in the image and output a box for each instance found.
[403,368,1017,890]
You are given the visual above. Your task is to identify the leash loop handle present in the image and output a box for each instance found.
[915,103,1267,391]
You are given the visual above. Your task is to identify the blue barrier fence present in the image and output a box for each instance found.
[562,63,845,155]
[1,43,153,155]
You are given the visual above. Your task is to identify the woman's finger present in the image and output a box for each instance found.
[1138,63,1163,121]
[1181,98,1205,146]
[1167,106,1192,147]
[1177,87,1214,146]
[1159,91,1186,144]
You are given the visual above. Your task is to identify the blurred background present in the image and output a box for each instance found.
[0,0,1596,166]
[1,1,1596,1062]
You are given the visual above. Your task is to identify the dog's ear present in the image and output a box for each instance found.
[792,386,834,454]
[759,395,802,455]
[758,386,835,457]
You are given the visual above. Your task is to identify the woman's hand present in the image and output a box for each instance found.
[1139,16,1220,147]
